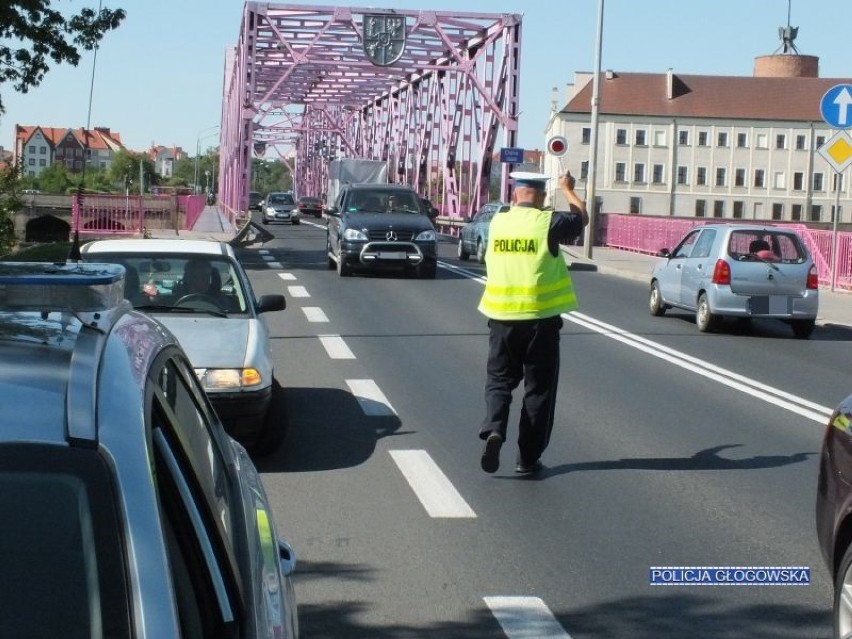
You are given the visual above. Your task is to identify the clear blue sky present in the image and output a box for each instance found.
[1,0,848,157]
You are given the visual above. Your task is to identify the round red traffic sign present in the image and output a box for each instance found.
[547,136,568,156]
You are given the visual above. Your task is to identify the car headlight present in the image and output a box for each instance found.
[195,368,262,389]
[343,228,368,241]
[415,229,437,242]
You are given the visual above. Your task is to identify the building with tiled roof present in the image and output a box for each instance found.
[147,145,188,178]
[14,125,126,177]
[543,44,852,226]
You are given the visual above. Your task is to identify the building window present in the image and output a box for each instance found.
[75,148,82,157]
[616,129,627,145]
[713,200,725,217]
[74,160,82,170]
[28,158,35,165]
[698,131,708,146]
[696,167,707,186]
[773,172,786,189]
[39,159,46,167]
[736,132,748,148]
[677,166,688,185]
[734,168,746,187]
[791,204,802,220]
[614,162,626,182]
[28,145,35,153]
[629,197,642,214]
[633,163,646,183]
[772,203,784,220]
[635,130,647,146]
[580,161,589,179]
[775,134,787,150]
[756,133,768,149]
[715,168,726,187]
[796,134,807,150]
[56,149,64,158]
[678,130,689,146]
[653,130,667,147]
[793,172,804,191]
[733,201,744,218]
[39,146,47,154]
[810,205,822,222]
[754,169,765,188]
[652,164,665,184]
[814,173,824,191]
[27,171,35,177]
[695,200,706,217]
[99,161,107,169]
[581,127,591,144]
[816,135,826,147]
[717,132,728,147]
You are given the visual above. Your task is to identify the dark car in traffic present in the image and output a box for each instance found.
[296,196,323,218]
[326,183,438,278]
[817,392,852,637]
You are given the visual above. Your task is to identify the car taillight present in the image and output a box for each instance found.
[807,264,819,289]
[711,259,731,285]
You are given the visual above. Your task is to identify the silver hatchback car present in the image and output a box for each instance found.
[649,224,819,338]
[0,262,298,638]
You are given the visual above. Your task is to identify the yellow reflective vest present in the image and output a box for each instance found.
[477,206,578,320]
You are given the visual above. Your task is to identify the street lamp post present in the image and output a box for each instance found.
[194,125,220,194]
[583,0,605,259]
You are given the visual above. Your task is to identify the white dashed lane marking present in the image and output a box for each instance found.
[288,286,310,298]
[277,272,297,280]
[318,334,355,359]
[345,379,396,415]
[389,450,476,518]
[483,597,572,638]
[302,307,329,323]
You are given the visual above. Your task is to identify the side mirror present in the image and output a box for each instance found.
[656,248,671,258]
[279,539,297,577]
[257,294,286,313]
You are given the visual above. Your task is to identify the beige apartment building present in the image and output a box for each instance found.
[545,50,852,226]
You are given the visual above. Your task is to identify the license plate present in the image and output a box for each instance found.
[750,295,790,315]
[377,251,406,260]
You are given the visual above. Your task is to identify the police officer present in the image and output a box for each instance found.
[478,170,588,475]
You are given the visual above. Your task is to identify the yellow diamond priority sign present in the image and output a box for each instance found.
[818,131,852,173]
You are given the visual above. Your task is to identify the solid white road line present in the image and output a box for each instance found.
[302,307,329,323]
[346,379,396,416]
[389,450,476,518]
[318,334,355,359]
[483,597,572,639]
[277,272,297,280]
[288,285,310,298]
[565,311,834,424]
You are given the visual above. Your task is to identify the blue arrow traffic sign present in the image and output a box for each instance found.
[820,84,852,129]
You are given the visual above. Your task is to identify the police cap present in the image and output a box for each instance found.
[510,171,550,189]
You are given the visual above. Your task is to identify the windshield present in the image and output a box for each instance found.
[727,230,807,264]
[267,193,294,205]
[87,253,250,314]
[346,190,421,213]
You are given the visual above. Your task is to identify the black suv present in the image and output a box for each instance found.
[326,183,438,278]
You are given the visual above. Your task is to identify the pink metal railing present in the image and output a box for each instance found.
[71,194,207,235]
[600,213,852,290]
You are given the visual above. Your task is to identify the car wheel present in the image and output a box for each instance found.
[791,318,816,339]
[337,254,351,277]
[250,379,287,457]
[458,237,470,260]
[262,217,269,225]
[292,219,300,225]
[327,238,337,269]
[476,239,486,263]
[696,292,719,332]
[836,542,852,637]
[649,281,667,316]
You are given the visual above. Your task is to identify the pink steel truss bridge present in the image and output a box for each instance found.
[219,3,522,219]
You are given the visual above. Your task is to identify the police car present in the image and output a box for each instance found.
[0,262,299,638]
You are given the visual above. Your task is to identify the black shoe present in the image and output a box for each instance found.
[514,459,543,476]
[480,433,503,473]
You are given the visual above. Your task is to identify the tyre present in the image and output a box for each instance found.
[475,239,486,264]
[337,254,351,277]
[327,238,336,269]
[292,219,300,225]
[791,318,815,339]
[696,292,719,332]
[835,542,852,638]
[649,281,667,316]
[262,217,269,226]
[249,379,287,457]
[458,237,470,260]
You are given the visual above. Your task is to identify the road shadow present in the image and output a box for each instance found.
[255,386,408,473]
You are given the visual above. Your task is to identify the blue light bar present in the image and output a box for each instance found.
[0,262,125,312]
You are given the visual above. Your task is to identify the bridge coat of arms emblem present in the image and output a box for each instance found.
[362,14,406,66]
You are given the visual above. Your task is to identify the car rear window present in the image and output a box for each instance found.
[727,230,807,263]
[267,193,295,205]
[0,445,130,638]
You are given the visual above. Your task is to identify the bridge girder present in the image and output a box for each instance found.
[220,2,522,218]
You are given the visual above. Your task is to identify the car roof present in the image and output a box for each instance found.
[81,238,235,258]
[346,183,418,192]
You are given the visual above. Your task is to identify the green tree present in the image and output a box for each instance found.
[38,162,72,194]
[107,150,157,193]
[0,2,126,114]
[0,163,22,254]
